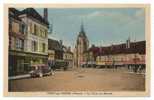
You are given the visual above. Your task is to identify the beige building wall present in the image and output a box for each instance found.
[19,16,48,55]
[48,50,55,60]
[96,53,145,65]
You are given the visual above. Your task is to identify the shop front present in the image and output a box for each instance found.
[9,50,48,76]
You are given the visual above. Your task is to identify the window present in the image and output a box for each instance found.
[32,41,37,52]
[21,24,25,34]
[19,24,25,34]
[30,23,33,33]
[34,41,37,52]
[42,29,45,37]
[16,39,24,50]
[16,39,19,49]
[38,27,41,36]
[45,29,47,37]
[34,24,37,35]
[42,43,46,52]
[39,29,42,36]
[19,24,22,33]
[36,26,39,36]
[12,22,19,33]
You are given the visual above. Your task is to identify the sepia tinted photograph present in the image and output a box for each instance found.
[4,4,150,96]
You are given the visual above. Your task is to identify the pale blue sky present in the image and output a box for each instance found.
[33,8,145,49]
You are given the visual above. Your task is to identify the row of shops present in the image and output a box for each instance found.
[9,50,48,76]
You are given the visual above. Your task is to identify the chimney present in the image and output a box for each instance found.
[91,44,95,48]
[59,40,63,46]
[68,46,71,52]
[44,8,48,22]
[126,37,130,48]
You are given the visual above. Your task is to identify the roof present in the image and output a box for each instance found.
[61,45,73,54]
[87,41,145,56]
[20,8,49,26]
[9,8,22,21]
[64,51,73,55]
[48,38,63,51]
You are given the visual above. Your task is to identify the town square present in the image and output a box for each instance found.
[9,68,145,91]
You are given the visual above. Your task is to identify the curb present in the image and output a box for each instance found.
[9,74,30,80]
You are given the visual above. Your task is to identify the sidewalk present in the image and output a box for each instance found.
[9,74,30,80]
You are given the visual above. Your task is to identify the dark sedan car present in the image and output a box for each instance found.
[29,64,53,78]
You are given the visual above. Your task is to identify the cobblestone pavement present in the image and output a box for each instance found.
[9,68,145,92]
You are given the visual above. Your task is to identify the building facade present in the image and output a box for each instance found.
[19,8,49,65]
[48,39,63,62]
[48,38,73,69]
[74,23,89,67]
[83,39,145,70]
[83,45,99,67]
[95,40,145,68]
[9,8,27,76]
[9,8,49,76]
[63,46,73,69]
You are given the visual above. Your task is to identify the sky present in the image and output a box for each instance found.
[33,8,145,50]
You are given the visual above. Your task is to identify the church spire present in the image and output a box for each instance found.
[80,21,85,33]
[79,21,86,37]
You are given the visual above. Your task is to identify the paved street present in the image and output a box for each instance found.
[9,68,145,92]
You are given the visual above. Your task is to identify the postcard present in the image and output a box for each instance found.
[4,4,150,96]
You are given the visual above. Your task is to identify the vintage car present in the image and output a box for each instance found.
[29,64,53,78]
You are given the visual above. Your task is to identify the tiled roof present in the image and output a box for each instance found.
[48,39,63,51]
[88,41,145,56]
[9,8,22,21]
[20,8,49,26]
[9,8,49,26]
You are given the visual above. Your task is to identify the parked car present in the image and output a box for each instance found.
[29,64,53,78]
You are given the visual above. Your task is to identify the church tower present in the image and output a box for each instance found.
[74,22,89,67]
